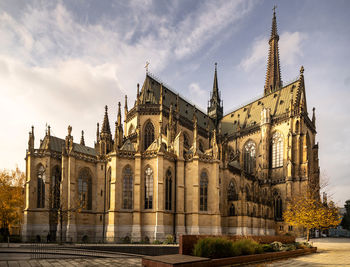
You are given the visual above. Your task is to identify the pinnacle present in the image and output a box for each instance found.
[101,105,111,134]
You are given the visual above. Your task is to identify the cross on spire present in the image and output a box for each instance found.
[272,5,277,13]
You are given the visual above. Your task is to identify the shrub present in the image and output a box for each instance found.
[270,241,283,251]
[233,239,262,255]
[262,244,274,252]
[193,237,263,258]
[121,235,131,244]
[164,234,174,244]
[152,239,162,244]
[193,237,237,258]
[296,242,313,249]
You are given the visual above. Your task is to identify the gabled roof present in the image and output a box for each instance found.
[221,79,300,136]
[140,73,214,130]
[40,136,96,156]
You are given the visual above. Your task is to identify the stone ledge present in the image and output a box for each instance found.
[142,247,317,267]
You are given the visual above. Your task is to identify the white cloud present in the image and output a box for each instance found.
[0,1,256,170]
[239,31,307,71]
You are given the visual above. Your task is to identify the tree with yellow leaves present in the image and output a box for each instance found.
[0,167,25,238]
[283,190,341,241]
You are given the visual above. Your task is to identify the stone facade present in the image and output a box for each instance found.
[22,11,319,243]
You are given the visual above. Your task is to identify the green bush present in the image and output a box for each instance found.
[163,234,174,244]
[193,237,263,258]
[152,239,162,244]
[262,244,274,252]
[193,237,237,258]
[234,239,262,255]
[296,242,312,249]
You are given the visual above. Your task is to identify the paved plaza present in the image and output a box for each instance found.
[0,238,349,266]
[246,238,350,267]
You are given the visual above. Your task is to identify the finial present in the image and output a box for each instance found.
[96,123,100,140]
[215,62,217,70]
[145,61,150,73]
[68,125,72,136]
[31,126,34,135]
[273,5,277,15]
[80,130,85,146]
[117,101,122,125]
[312,107,316,125]
[48,125,51,136]
[105,105,108,113]
[300,65,304,75]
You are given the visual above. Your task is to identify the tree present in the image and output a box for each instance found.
[0,167,25,238]
[340,200,350,230]
[283,191,341,241]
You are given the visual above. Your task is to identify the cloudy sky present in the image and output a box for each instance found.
[0,0,349,206]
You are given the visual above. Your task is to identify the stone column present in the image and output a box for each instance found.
[132,153,142,242]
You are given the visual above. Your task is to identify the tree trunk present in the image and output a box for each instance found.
[306,228,310,241]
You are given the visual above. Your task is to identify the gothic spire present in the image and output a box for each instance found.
[264,7,282,95]
[80,130,85,146]
[101,105,111,134]
[213,62,219,97]
[208,62,223,127]
[117,102,122,126]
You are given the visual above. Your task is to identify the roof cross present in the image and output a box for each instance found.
[272,5,277,13]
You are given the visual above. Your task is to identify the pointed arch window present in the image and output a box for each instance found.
[78,168,92,210]
[245,185,251,202]
[229,204,235,216]
[165,169,172,211]
[243,141,256,174]
[228,180,238,201]
[273,191,283,221]
[200,171,208,211]
[51,166,61,210]
[37,164,45,208]
[144,122,155,150]
[122,166,133,209]
[271,132,283,168]
[144,167,153,209]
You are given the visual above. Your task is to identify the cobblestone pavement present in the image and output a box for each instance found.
[245,238,350,267]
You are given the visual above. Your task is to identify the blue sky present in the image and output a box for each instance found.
[0,0,349,206]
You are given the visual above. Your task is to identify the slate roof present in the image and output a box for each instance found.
[40,136,96,156]
[221,79,300,136]
[140,73,214,131]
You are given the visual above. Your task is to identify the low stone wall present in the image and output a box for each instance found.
[179,235,296,255]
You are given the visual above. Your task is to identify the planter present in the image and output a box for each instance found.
[142,247,317,267]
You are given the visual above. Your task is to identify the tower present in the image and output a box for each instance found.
[264,8,282,95]
[207,63,223,127]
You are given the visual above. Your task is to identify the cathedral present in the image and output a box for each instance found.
[22,11,319,243]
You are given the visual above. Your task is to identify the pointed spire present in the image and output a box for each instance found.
[101,105,111,134]
[80,130,85,146]
[264,7,282,95]
[47,125,51,137]
[208,62,223,127]
[124,95,128,117]
[117,102,122,126]
[312,107,316,125]
[96,123,100,141]
[213,62,219,96]
[136,83,140,106]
